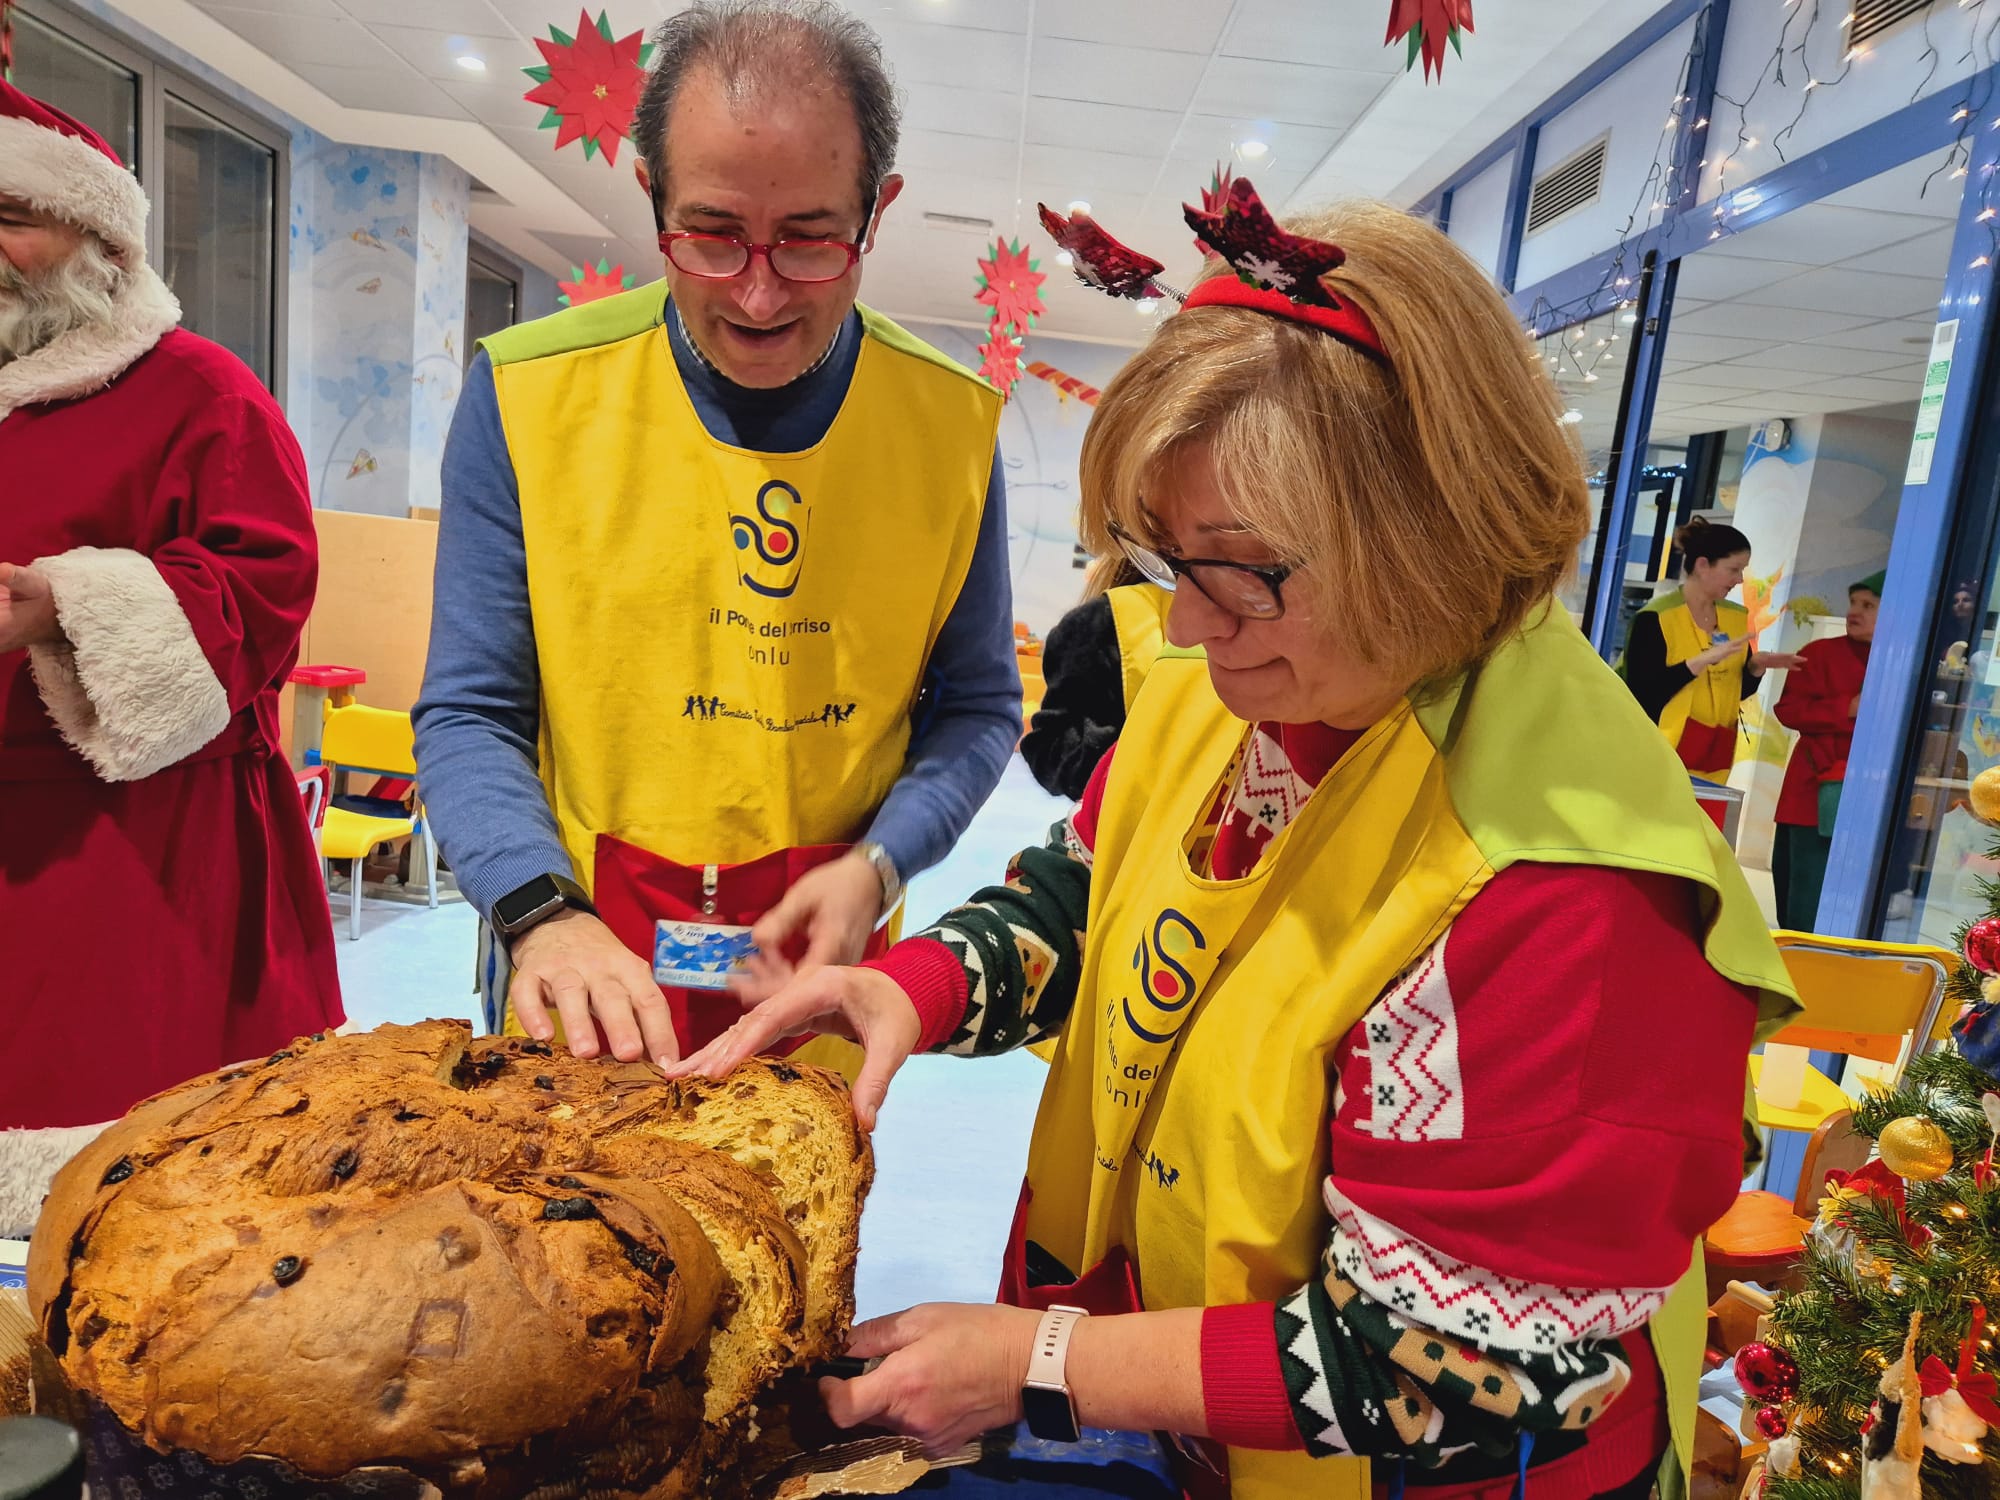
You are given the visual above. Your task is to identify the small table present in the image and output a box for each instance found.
[287,665,366,772]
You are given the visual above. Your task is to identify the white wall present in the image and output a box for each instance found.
[1514,20,1698,287]
[1447,152,1515,281]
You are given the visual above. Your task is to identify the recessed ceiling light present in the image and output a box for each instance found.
[1068,199,1092,216]
[455,54,487,72]
[1056,250,1075,267]
[1136,298,1161,316]
[1237,139,1270,160]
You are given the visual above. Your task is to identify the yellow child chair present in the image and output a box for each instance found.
[313,704,438,941]
[1705,932,1955,1300]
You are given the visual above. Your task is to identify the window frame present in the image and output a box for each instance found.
[16,0,292,400]
[464,235,525,366]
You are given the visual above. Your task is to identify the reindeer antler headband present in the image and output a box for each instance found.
[1037,172,1385,363]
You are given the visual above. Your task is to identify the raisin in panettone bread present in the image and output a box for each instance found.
[24,1021,872,1498]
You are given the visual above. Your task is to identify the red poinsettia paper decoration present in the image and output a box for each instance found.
[1183,176,1350,307]
[977,325,1025,399]
[1385,0,1474,82]
[558,258,636,306]
[975,238,1047,333]
[523,10,654,165]
[1036,204,1172,301]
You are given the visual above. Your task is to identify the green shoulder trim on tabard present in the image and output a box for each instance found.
[1413,604,1797,1036]
[856,304,1001,401]
[482,283,667,367]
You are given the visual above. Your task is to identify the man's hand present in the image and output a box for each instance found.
[749,852,885,979]
[508,908,681,1068]
[0,563,61,654]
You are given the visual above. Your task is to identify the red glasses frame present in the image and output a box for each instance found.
[657,231,864,284]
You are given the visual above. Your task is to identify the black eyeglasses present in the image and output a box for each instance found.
[1108,523,1294,621]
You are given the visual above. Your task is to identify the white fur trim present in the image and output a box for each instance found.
[27,547,230,782]
[0,113,147,256]
[0,1122,109,1241]
[0,263,180,421]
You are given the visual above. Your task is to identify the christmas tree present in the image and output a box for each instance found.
[1740,1048,2000,1498]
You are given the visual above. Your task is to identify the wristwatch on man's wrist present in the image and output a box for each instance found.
[1021,1305,1087,1443]
[492,872,595,948]
[855,841,903,919]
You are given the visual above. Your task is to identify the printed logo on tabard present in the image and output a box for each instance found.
[731,480,810,598]
[1120,908,1207,1044]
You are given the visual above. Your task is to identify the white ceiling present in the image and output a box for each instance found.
[1546,147,1959,467]
[104,0,1663,342]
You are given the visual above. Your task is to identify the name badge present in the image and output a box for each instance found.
[653,920,757,990]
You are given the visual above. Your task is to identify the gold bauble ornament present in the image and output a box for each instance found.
[1986,974,2000,1007]
[1879,1115,1955,1180]
[1972,765,2000,826]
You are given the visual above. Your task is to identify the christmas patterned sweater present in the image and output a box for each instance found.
[868,723,1757,1495]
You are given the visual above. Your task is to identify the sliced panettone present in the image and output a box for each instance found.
[589,1134,807,1423]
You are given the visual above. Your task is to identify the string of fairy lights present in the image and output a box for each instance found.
[1523,0,2000,394]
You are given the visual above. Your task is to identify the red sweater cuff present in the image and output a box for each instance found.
[1200,1302,1305,1452]
[861,938,970,1053]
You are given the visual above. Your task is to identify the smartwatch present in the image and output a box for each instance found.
[1021,1304,1087,1443]
[492,873,595,948]
[855,841,903,919]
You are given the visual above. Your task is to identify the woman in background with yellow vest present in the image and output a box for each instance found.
[682,189,1796,1500]
[1620,519,1805,779]
[1022,557,1174,801]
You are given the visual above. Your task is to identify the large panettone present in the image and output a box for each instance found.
[24,1021,873,1497]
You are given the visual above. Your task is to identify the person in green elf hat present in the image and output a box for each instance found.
[1770,570,1883,929]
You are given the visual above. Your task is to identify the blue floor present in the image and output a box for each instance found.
[334,756,1072,1319]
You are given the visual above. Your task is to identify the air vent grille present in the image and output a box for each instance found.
[1526,137,1608,235]
[1850,0,1932,49]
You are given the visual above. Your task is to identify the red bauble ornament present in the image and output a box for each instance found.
[1734,1342,1801,1403]
[1754,1405,1790,1439]
[1967,916,2000,974]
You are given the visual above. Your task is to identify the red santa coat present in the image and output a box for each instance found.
[0,268,342,1230]
[1772,634,1870,827]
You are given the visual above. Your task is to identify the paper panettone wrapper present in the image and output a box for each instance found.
[1,1287,32,1417]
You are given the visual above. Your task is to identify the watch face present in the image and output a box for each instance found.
[495,875,560,930]
[1021,1383,1080,1444]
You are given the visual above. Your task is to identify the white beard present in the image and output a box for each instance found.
[0,238,124,367]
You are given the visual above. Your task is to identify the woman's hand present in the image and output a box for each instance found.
[1688,634,1751,672]
[666,964,920,1130]
[819,1304,1041,1456]
[1751,650,1809,672]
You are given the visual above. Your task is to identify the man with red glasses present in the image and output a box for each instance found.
[415,0,1019,1077]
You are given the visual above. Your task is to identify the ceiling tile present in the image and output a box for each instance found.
[367,22,526,80]
[1659,330,1788,363]
[1720,342,1909,375]
[1029,37,1206,113]
[1193,57,1380,129]
[902,81,1022,142]
[338,0,511,31]
[875,0,1034,31]
[290,58,470,116]
[1749,267,1945,321]
[1042,0,1234,54]
[1668,301,1875,341]
[1794,373,1927,404]
[1807,318,1946,354]
[1020,143,1160,204]
[191,0,344,15]
[1025,98,1184,160]
[1818,153,1965,220]
[200,4,399,64]
[1842,229,1955,274]
[1707,205,1936,264]
[899,130,1023,181]
[1670,254,1811,303]
[882,20,1028,90]
[1224,0,1405,69]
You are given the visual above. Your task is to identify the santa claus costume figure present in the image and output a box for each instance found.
[0,80,343,1236]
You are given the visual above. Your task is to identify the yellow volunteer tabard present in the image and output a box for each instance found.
[1021,607,1797,1500]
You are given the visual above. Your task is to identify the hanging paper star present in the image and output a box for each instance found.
[1036,204,1172,301]
[558,259,636,306]
[1183,177,1350,308]
[975,238,1047,333]
[1385,0,1473,82]
[977,325,1025,399]
[522,10,654,165]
